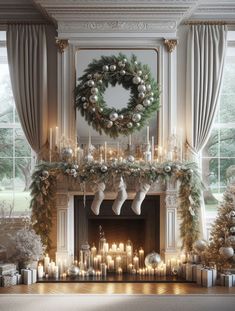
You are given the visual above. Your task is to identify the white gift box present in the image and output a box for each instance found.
[2,275,17,287]
[23,270,32,285]
[186,263,196,281]
[225,275,233,288]
[232,274,235,286]
[16,273,22,285]
[31,269,37,284]
[211,269,217,286]
[202,269,213,288]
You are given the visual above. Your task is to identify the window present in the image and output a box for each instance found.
[0,31,34,216]
[202,38,235,225]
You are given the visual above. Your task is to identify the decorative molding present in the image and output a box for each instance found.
[56,39,69,53]
[164,39,178,53]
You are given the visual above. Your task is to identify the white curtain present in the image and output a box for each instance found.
[186,24,228,238]
[7,24,48,155]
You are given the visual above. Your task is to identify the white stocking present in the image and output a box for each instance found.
[131,182,151,215]
[112,176,128,215]
[91,182,105,215]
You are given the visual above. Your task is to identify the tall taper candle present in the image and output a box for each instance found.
[55,127,59,147]
[146,126,149,145]
[128,134,132,146]
[151,136,154,162]
[49,128,53,150]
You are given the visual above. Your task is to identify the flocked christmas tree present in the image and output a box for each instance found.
[206,180,235,269]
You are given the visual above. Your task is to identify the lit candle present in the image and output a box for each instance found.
[37,263,44,279]
[49,128,53,150]
[53,265,59,279]
[104,141,107,162]
[117,267,123,275]
[138,248,144,268]
[146,126,149,145]
[128,263,133,273]
[93,257,98,271]
[111,243,117,252]
[101,263,107,276]
[55,126,59,147]
[108,259,114,271]
[44,254,50,274]
[103,243,109,253]
[97,255,102,270]
[115,256,122,271]
[119,243,124,252]
[133,255,139,270]
[62,272,66,279]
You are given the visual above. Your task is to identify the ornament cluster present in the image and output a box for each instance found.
[75,53,160,138]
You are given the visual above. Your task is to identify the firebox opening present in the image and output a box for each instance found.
[74,195,160,258]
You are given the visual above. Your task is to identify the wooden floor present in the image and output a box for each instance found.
[1,282,235,295]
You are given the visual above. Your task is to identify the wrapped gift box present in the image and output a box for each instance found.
[186,263,196,281]
[0,263,16,275]
[202,269,213,288]
[2,275,17,287]
[232,274,235,286]
[16,273,22,285]
[31,269,37,283]
[225,275,233,288]
[196,265,203,285]
[211,269,217,286]
[23,270,32,285]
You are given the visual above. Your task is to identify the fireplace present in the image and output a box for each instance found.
[74,195,160,257]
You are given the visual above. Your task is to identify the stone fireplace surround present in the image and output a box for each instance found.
[54,177,180,266]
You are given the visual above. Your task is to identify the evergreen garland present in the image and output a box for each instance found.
[30,160,202,253]
[75,53,160,138]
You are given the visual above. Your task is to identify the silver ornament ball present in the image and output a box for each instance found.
[143,99,151,107]
[133,76,141,85]
[118,61,125,67]
[91,87,98,95]
[68,265,80,278]
[106,120,113,128]
[127,155,135,163]
[87,80,95,87]
[138,92,145,99]
[228,235,235,247]
[164,165,172,173]
[110,64,116,72]
[81,97,86,102]
[89,95,98,104]
[149,97,154,103]
[118,114,124,120]
[138,84,146,93]
[99,107,104,113]
[230,226,235,233]
[219,246,234,259]
[100,165,108,173]
[62,147,73,160]
[137,70,142,76]
[145,252,161,269]
[102,65,109,72]
[109,112,118,121]
[132,113,141,123]
[97,79,103,85]
[127,122,133,129]
[193,239,208,253]
[136,104,144,112]
[87,74,92,79]
[120,70,126,76]
[83,102,89,109]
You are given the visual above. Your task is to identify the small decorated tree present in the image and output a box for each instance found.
[205,181,235,269]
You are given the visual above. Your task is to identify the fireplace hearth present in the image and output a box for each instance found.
[74,195,160,258]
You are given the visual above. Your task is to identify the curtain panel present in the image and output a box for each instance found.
[186,24,228,238]
[7,24,48,155]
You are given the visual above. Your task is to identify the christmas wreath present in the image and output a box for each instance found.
[75,53,160,138]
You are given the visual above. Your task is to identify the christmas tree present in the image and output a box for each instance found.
[206,181,235,269]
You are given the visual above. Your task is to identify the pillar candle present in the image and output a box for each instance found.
[37,264,44,279]
[119,243,124,252]
[103,243,109,253]
[133,255,139,270]
[112,243,117,252]
[115,256,122,271]
[151,136,154,162]
[101,263,107,276]
[139,248,144,268]
[44,254,50,274]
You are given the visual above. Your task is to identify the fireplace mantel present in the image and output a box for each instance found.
[54,177,180,265]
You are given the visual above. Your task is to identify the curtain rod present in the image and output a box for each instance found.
[183,20,235,26]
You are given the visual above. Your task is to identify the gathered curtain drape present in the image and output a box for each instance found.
[186,24,228,238]
[7,24,48,155]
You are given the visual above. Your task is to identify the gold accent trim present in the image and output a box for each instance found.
[183,20,234,26]
[56,39,69,53]
[163,39,178,53]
